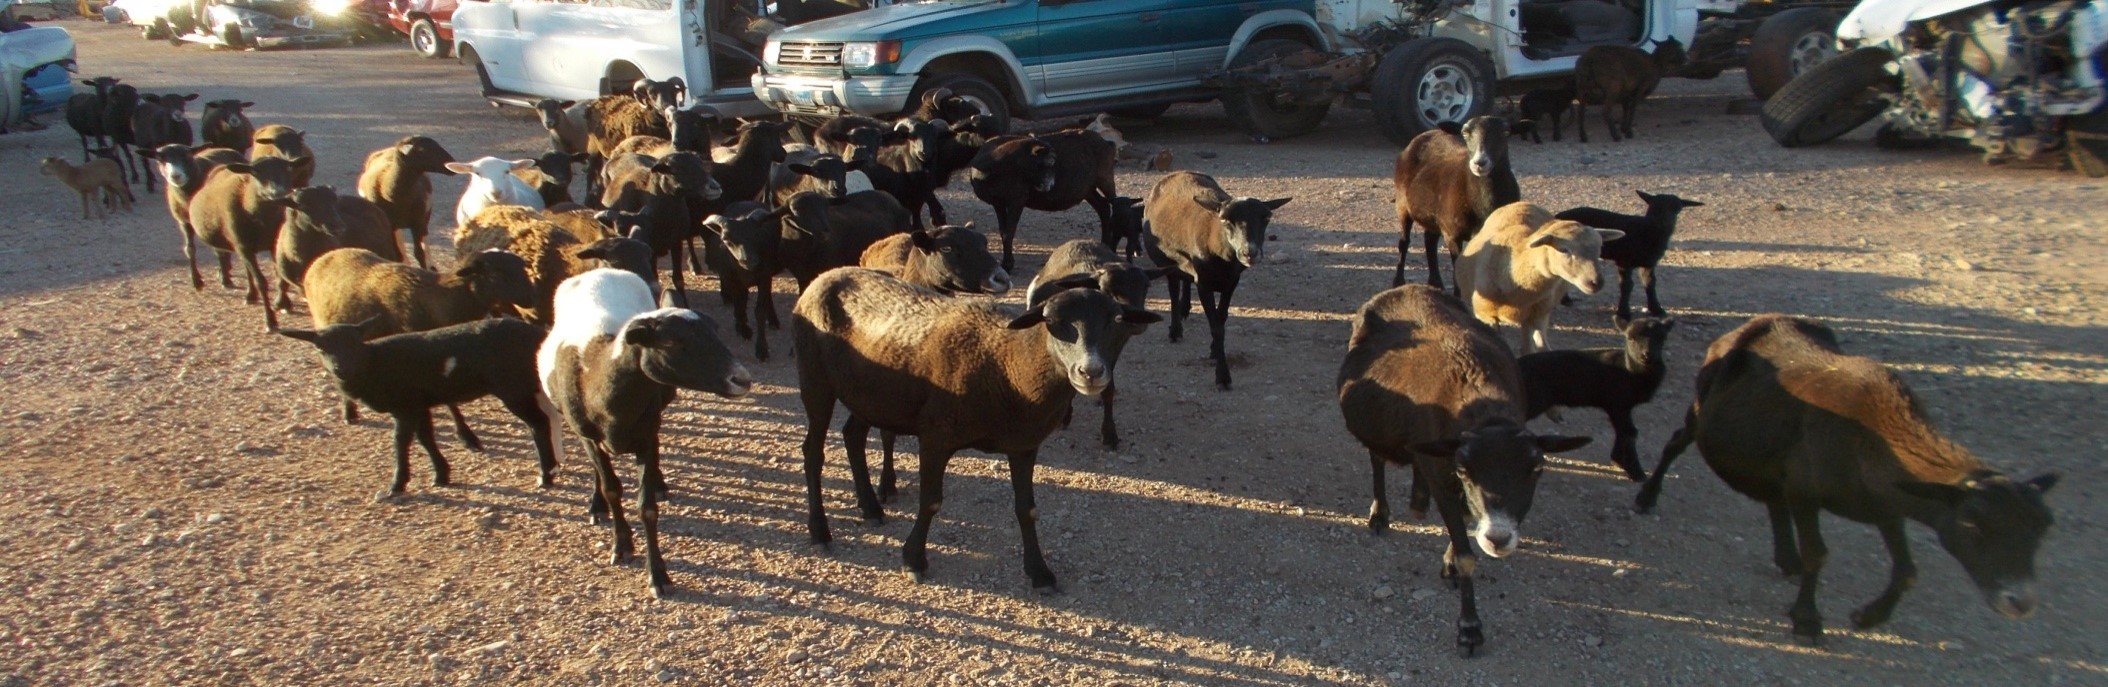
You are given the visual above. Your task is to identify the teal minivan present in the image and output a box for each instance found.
[751,0,1326,132]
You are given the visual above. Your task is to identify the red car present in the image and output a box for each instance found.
[384,0,455,58]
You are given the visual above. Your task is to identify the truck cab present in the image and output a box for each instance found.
[750,0,1328,131]
[452,0,785,116]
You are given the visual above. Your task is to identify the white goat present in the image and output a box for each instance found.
[447,156,545,229]
[1456,201,1624,354]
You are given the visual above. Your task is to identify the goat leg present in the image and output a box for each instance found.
[1199,283,1234,390]
[1429,474,1485,657]
[901,447,953,583]
[1392,216,1414,287]
[1573,101,1588,143]
[1608,407,1646,481]
[1768,503,1803,576]
[500,392,560,488]
[1008,450,1059,592]
[1621,94,1640,140]
[841,415,884,523]
[1422,226,1445,291]
[384,416,416,499]
[1640,266,1664,317]
[1165,273,1189,343]
[1098,382,1120,450]
[216,251,235,289]
[415,412,450,487]
[446,404,483,452]
[1850,519,1917,629]
[1602,102,1621,143]
[1366,449,1391,531]
[636,439,671,598]
[1786,503,1829,645]
[243,251,278,332]
[878,430,899,504]
[1616,265,1637,321]
[584,443,633,562]
[799,391,837,546]
[1633,405,1696,513]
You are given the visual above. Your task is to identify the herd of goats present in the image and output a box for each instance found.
[35,75,2058,657]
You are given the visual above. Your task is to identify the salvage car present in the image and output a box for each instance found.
[0,1,74,133]
[383,0,456,58]
[108,0,381,49]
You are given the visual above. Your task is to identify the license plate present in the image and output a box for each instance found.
[293,15,314,29]
[787,89,817,106]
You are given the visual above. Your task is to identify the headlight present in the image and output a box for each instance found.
[841,41,900,70]
[311,0,352,16]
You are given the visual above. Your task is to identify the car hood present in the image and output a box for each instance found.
[1837,0,2001,42]
[774,0,1007,41]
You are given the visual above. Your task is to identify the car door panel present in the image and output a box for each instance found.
[1035,0,1177,100]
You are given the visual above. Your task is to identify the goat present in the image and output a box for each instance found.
[154,144,247,290]
[970,130,1119,272]
[250,124,316,187]
[1635,314,2058,645]
[277,317,561,500]
[1141,171,1290,390]
[188,157,298,331]
[768,144,861,205]
[872,116,985,229]
[273,185,403,311]
[355,135,458,269]
[1024,239,1158,451]
[534,98,590,157]
[455,205,589,325]
[1517,88,1572,143]
[1554,190,1704,319]
[1338,284,1589,657]
[100,83,144,187]
[65,76,119,164]
[631,76,687,112]
[791,267,1159,590]
[39,156,132,219]
[776,190,911,292]
[129,93,200,194]
[1573,38,1685,143]
[598,151,721,303]
[446,156,545,229]
[198,99,255,150]
[1455,202,1623,354]
[1392,116,1526,291]
[538,268,754,598]
[514,151,588,207]
[582,96,671,204]
[698,202,793,360]
[1518,315,1674,481]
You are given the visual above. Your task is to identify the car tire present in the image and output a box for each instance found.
[911,74,1009,134]
[1759,47,1896,147]
[411,19,450,59]
[1371,37,1496,147]
[1747,8,1841,101]
[1221,39,1332,141]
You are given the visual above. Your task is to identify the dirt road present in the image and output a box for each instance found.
[1,21,2102,686]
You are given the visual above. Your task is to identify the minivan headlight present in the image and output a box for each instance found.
[841,41,900,70]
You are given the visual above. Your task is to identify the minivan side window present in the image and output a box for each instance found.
[591,0,671,9]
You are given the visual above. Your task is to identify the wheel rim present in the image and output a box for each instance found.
[413,26,434,53]
[1415,61,1475,128]
[1787,33,1836,77]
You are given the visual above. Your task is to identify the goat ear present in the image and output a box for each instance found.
[509,159,538,171]
[621,320,661,347]
[1533,435,1592,453]
[1526,232,1560,248]
[240,101,255,108]
[181,94,200,102]
[1595,229,1626,242]
[397,143,417,157]
[560,100,577,108]
[1005,304,1049,330]
[788,162,816,175]
[1409,439,1463,458]
[1263,197,1293,211]
[1190,193,1225,213]
[572,244,606,260]
[1612,313,1631,331]
[253,137,275,146]
[1120,308,1163,325]
[1635,190,1654,203]
[1048,274,1101,292]
[275,328,318,343]
[1681,198,1705,208]
[700,215,729,237]
[353,315,387,338]
[1895,480,1968,505]
[222,162,253,175]
[2024,472,2060,494]
[909,229,937,251]
[443,162,474,175]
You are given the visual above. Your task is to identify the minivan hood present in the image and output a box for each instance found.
[775,0,1006,41]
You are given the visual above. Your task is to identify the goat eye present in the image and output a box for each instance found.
[939,246,953,254]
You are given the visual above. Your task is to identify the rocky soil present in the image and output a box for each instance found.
[1,21,2103,687]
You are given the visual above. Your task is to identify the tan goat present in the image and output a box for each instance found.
[39,156,133,219]
[1456,201,1623,354]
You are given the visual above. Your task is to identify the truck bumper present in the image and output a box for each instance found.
[751,71,918,117]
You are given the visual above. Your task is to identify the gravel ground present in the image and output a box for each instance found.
[2,21,2103,687]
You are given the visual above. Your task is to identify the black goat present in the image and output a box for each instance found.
[277,317,561,500]
[1142,171,1289,390]
[1554,190,1704,319]
[1518,315,1674,481]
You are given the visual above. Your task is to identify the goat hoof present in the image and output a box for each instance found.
[1791,630,1824,647]
[1032,582,1062,596]
[904,567,930,585]
[372,489,399,503]
[1367,517,1388,533]
[538,474,555,489]
[860,513,884,526]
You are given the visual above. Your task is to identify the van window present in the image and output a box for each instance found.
[592,0,672,9]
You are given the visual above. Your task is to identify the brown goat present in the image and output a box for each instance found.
[189,157,298,332]
[1338,284,1587,656]
[39,156,132,219]
[154,144,246,290]
[1573,38,1686,143]
[274,185,404,312]
[791,267,1159,591]
[454,205,588,325]
[1392,116,1524,291]
[249,124,316,187]
[355,136,458,269]
[582,96,671,203]
[1636,314,2058,646]
[1142,170,1289,390]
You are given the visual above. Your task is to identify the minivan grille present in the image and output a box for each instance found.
[777,41,845,68]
